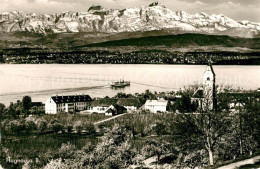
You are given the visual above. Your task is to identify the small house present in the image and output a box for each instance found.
[105,105,127,116]
[116,98,140,112]
[87,98,117,114]
[144,98,168,113]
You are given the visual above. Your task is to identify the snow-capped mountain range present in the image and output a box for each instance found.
[0,2,259,38]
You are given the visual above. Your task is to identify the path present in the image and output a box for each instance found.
[94,113,128,126]
[217,155,260,169]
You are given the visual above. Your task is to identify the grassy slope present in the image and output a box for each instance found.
[80,33,260,50]
[1,32,260,52]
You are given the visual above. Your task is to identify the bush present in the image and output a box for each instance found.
[25,120,37,133]
[85,123,96,134]
[36,118,48,132]
[9,120,25,134]
[73,121,83,133]
[51,122,63,133]
[67,125,73,133]
[154,122,168,136]
[56,142,77,159]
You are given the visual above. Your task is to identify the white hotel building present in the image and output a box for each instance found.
[45,95,92,114]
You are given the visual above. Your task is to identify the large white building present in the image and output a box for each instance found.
[45,95,92,114]
[144,98,168,113]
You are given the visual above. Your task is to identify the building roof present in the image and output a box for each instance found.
[144,98,168,107]
[114,104,127,111]
[91,99,117,107]
[51,95,92,104]
[31,102,44,107]
[206,62,215,76]
[105,105,127,115]
[117,98,140,107]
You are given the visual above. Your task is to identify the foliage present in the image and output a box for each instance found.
[73,121,83,133]
[113,92,134,99]
[22,96,32,111]
[35,118,48,132]
[84,124,135,169]
[85,123,96,134]
[141,139,170,163]
[0,103,5,114]
[174,149,208,169]
[25,119,37,133]
[42,125,136,169]
[50,121,64,133]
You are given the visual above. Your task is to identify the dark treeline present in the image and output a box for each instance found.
[2,50,260,64]
[82,34,260,49]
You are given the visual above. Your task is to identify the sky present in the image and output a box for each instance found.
[0,0,260,22]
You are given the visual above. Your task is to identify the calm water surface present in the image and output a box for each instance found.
[0,64,259,105]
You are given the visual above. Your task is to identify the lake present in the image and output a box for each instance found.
[0,64,259,105]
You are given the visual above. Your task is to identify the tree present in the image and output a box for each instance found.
[55,142,77,159]
[114,92,128,98]
[9,120,26,134]
[50,121,63,133]
[0,55,5,63]
[172,89,232,166]
[173,94,196,113]
[30,106,44,115]
[25,120,37,133]
[35,118,48,132]
[196,110,231,165]
[85,123,96,134]
[172,86,198,113]
[22,96,32,111]
[85,124,135,168]
[154,122,167,136]
[228,92,260,158]
[144,90,156,100]
[7,102,20,117]
[216,90,260,160]
[73,121,83,133]
[0,103,5,116]
[141,139,170,165]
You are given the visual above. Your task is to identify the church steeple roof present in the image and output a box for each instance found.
[207,62,215,76]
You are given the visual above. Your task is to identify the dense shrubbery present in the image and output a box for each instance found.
[0,115,97,135]
[43,125,137,169]
[0,96,45,118]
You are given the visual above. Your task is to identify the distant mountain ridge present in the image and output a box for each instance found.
[81,33,260,50]
[0,2,259,38]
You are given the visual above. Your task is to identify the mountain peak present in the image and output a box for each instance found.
[200,12,208,17]
[88,5,103,12]
[149,2,166,8]
[0,3,259,38]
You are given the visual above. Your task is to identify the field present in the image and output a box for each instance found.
[0,113,173,168]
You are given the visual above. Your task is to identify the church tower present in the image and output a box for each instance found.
[203,62,216,110]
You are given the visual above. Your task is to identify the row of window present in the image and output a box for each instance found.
[56,102,88,107]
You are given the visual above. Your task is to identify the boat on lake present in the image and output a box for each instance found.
[111,79,130,88]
